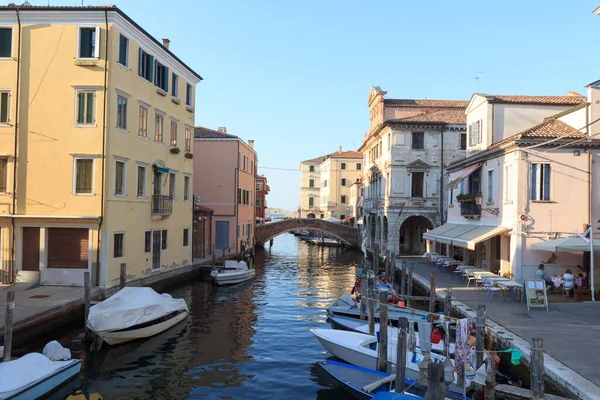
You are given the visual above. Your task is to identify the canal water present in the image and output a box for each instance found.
[43,233,363,399]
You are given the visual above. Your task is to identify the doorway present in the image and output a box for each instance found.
[215,221,229,251]
[22,227,40,271]
[152,230,161,269]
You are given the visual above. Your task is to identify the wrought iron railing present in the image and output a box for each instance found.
[460,199,481,218]
[152,195,173,215]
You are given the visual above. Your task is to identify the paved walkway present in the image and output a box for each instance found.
[399,256,600,400]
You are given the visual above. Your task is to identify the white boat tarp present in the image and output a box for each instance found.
[0,353,74,393]
[86,287,188,333]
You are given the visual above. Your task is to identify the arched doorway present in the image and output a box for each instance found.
[382,216,389,253]
[307,213,316,218]
[369,215,376,249]
[399,216,434,255]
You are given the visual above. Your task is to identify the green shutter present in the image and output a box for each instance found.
[0,92,8,123]
[77,93,85,124]
[164,67,169,92]
[138,48,143,76]
[86,93,94,124]
[0,28,11,58]
[80,28,92,58]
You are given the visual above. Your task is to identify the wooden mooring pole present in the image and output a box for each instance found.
[212,245,216,267]
[3,291,14,362]
[84,271,91,340]
[425,361,445,399]
[368,297,375,336]
[531,337,545,400]
[476,305,486,369]
[119,263,127,289]
[406,263,413,308]
[429,271,437,314]
[377,291,388,372]
[395,317,408,393]
[400,262,407,301]
[360,276,367,320]
[443,287,452,358]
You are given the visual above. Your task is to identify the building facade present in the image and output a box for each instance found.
[299,147,362,219]
[0,5,201,286]
[193,127,257,254]
[360,86,467,256]
[255,175,270,223]
[424,92,596,281]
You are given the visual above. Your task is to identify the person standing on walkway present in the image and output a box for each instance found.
[536,264,554,292]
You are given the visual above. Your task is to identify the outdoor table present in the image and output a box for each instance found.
[498,280,524,301]
[551,276,563,288]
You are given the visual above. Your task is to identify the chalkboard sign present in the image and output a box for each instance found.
[524,279,548,311]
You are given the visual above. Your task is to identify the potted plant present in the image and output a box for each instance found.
[170,147,181,154]
[574,286,592,301]
[184,152,194,159]
[456,193,475,203]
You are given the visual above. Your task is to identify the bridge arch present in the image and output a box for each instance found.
[255,218,361,248]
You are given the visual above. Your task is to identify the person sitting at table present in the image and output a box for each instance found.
[563,269,575,297]
[577,265,588,287]
[536,264,554,291]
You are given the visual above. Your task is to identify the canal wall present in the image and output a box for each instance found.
[407,269,596,400]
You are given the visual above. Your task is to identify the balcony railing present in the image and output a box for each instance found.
[152,195,173,216]
[459,199,481,219]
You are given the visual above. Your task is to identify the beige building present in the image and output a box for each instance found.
[299,147,362,219]
[0,5,201,286]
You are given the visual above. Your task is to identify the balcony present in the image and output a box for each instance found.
[152,195,173,216]
[459,199,481,219]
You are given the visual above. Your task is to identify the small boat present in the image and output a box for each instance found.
[0,353,81,399]
[86,287,189,346]
[211,260,256,286]
[328,295,430,324]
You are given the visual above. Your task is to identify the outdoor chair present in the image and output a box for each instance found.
[562,277,575,297]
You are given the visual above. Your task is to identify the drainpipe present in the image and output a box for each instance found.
[95,11,109,286]
[10,8,21,284]
[439,124,446,225]
[234,141,239,254]
[589,148,595,301]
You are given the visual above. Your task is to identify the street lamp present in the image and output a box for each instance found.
[475,194,483,206]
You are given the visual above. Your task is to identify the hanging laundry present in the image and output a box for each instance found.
[455,318,472,374]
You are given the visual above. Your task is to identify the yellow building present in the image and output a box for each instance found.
[0,5,202,287]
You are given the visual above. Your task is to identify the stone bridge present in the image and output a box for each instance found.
[255,218,361,248]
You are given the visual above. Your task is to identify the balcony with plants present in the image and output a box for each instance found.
[457,193,482,219]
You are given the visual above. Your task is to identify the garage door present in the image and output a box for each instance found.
[22,227,40,271]
[47,228,89,269]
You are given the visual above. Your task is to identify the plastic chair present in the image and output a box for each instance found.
[562,277,575,296]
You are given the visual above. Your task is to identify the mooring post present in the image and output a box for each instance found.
[119,263,127,290]
[425,361,445,399]
[400,262,407,301]
[377,291,388,372]
[429,270,437,314]
[395,317,408,393]
[3,291,14,362]
[84,271,91,340]
[531,338,545,400]
[406,263,413,308]
[485,350,497,400]
[368,297,375,336]
[443,287,452,357]
[360,276,367,320]
[476,305,486,369]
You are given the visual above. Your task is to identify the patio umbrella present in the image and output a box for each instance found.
[531,236,600,252]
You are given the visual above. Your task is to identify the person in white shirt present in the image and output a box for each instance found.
[563,269,575,297]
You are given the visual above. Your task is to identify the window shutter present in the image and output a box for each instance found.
[164,67,169,92]
[148,55,154,82]
[138,48,143,76]
[77,93,84,124]
[86,93,94,124]
[94,26,100,58]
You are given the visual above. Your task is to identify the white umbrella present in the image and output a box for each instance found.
[531,236,600,252]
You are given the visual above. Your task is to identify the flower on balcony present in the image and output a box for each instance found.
[456,193,476,202]
[184,152,194,159]
[170,147,181,154]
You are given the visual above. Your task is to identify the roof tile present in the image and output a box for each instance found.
[479,93,586,106]
[194,126,239,139]
[384,99,468,108]
[488,119,585,150]
[388,109,466,125]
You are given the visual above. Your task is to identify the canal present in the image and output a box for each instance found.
[41,233,363,399]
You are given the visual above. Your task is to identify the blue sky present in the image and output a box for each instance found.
[33,0,600,211]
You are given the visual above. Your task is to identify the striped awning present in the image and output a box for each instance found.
[446,163,481,190]
[423,223,509,250]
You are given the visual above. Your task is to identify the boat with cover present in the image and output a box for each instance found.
[328,294,430,324]
[86,287,189,346]
[211,260,256,286]
[0,353,81,400]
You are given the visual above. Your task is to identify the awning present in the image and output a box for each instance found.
[423,223,509,250]
[357,199,364,208]
[446,163,481,190]
[154,166,169,174]
[342,216,355,222]
[531,236,600,252]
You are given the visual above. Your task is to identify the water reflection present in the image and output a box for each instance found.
[56,232,361,399]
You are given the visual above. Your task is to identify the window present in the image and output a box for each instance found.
[388,133,391,149]
[0,91,9,124]
[256,183,261,191]
[356,163,362,170]
[469,120,482,146]
[186,83,192,106]
[411,172,424,197]
[341,195,347,204]
[169,173,176,199]
[144,231,151,252]
[118,34,129,67]
[183,228,189,246]
[309,197,314,207]
[74,158,93,194]
[341,163,346,170]
[0,158,7,192]
[78,26,99,59]
[450,188,454,205]
[116,95,127,130]
[340,215,346,220]
[323,180,328,188]
[155,61,169,92]
[161,229,168,250]
[531,163,551,201]
[256,199,260,207]
[155,113,163,143]
[115,161,125,196]
[185,127,191,152]
[113,233,124,258]
[76,90,95,125]
[184,175,190,201]
[460,133,467,150]
[309,179,314,188]
[412,132,424,150]
[170,120,177,147]
[0,27,11,58]
[238,188,242,204]
[309,165,315,172]
[487,170,494,203]
[171,74,179,98]
[138,106,148,137]
[504,165,513,201]
[137,165,146,197]
[139,49,154,81]
[341,178,346,186]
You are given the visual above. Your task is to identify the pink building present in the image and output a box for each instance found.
[255,175,270,223]
[193,127,257,254]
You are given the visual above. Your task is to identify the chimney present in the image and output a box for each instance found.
[338,146,342,153]
[162,38,170,50]
[217,127,227,133]
[248,140,254,149]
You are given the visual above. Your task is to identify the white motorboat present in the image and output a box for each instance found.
[0,352,81,400]
[86,287,189,346]
[211,260,256,286]
[328,294,430,324]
